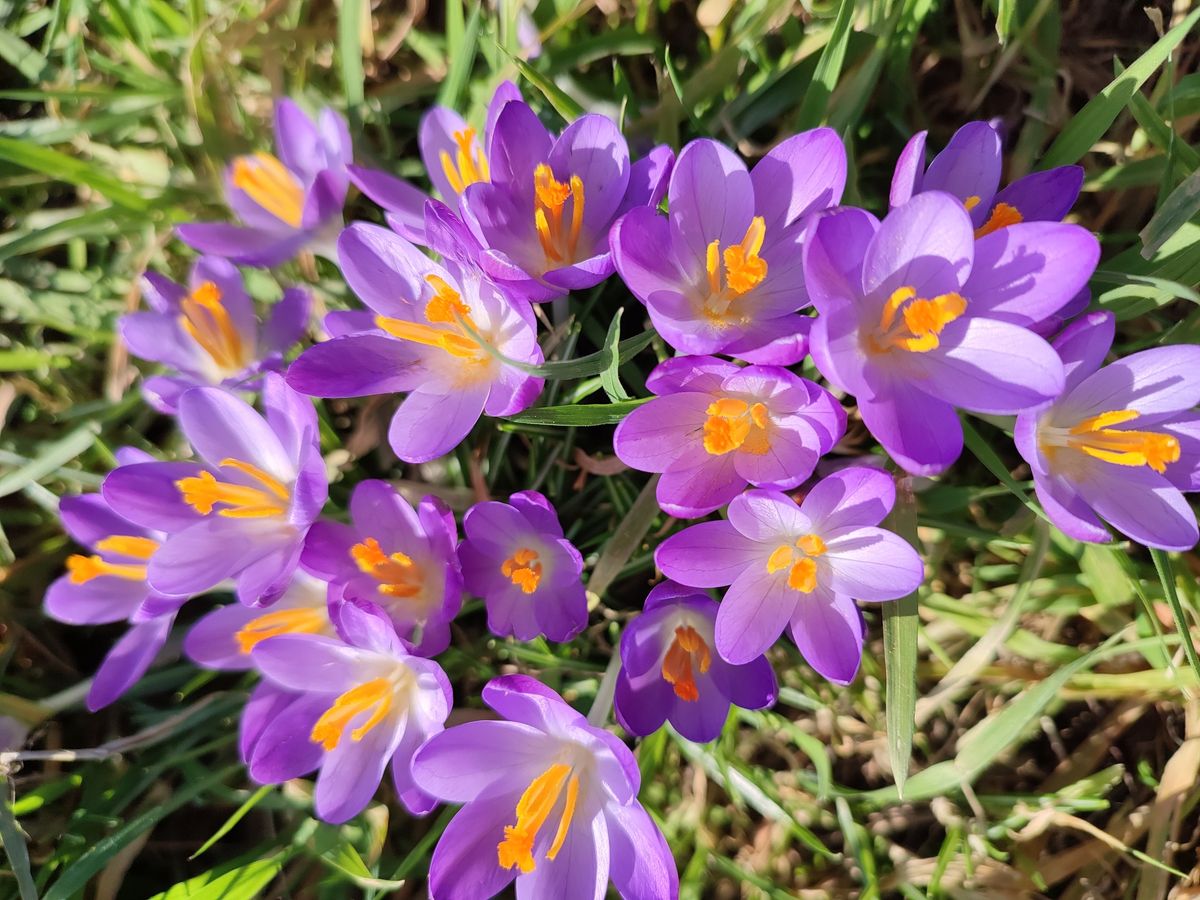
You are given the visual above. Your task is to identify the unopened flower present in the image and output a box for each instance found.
[411,674,678,900]
[102,375,327,606]
[178,98,350,266]
[301,480,462,656]
[614,356,845,517]
[614,581,776,743]
[458,490,587,642]
[286,221,544,463]
[613,133,845,362]
[249,598,452,822]
[1015,311,1200,550]
[656,469,923,684]
[121,256,309,412]
[804,192,1099,474]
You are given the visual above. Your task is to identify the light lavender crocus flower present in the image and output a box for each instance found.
[458,490,587,642]
[612,133,845,362]
[656,469,923,684]
[614,355,846,518]
[411,674,679,900]
[249,598,452,822]
[1015,311,1200,550]
[614,581,776,743]
[102,375,327,606]
[121,256,309,413]
[286,220,544,463]
[300,480,462,656]
[177,99,350,265]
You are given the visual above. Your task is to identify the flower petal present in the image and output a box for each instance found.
[863,191,974,299]
[822,526,924,601]
[789,588,864,685]
[668,138,753,269]
[86,616,174,710]
[800,466,896,531]
[856,379,963,476]
[714,567,793,665]
[411,720,554,802]
[750,127,846,231]
[388,381,490,464]
[655,520,756,589]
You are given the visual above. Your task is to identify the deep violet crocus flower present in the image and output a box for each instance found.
[177,99,350,266]
[613,581,776,744]
[121,256,310,413]
[249,598,452,822]
[656,469,923,684]
[45,448,189,710]
[102,375,327,606]
[614,356,845,518]
[411,674,679,900]
[458,490,587,642]
[286,221,544,463]
[804,191,1099,475]
[459,98,674,300]
[301,479,462,656]
[1015,311,1200,551]
[612,133,845,363]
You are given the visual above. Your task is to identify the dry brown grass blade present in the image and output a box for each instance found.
[1136,701,1200,900]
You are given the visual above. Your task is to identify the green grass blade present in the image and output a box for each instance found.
[188,784,274,859]
[504,398,648,426]
[882,475,920,797]
[0,779,38,900]
[1150,548,1200,683]
[794,0,855,130]
[600,309,631,402]
[0,421,99,499]
[1140,169,1200,259]
[0,137,153,211]
[438,1,482,110]
[338,0,366,119]
[508,54,585,121]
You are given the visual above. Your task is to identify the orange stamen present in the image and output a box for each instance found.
[94,535,159,560]
[178,281,251,375]
[66,554,147,585]
[374,275,483,361]
[766,533,827,594]
[974,201,1023,239]
[438,127,489,196]
[176,458,290,519]
[231,152,304,228]
[350,537,422,598]
[533,163,585,265]
[870,285,967,354]
[500,547,542,594]
[1064,408,1181,473]
[497,763,579,874]
[703,216,769,322]
[235,607,327,654]
[963,195,982,211]
[661,624,712,702]
[702,398,771,456]
[309,677,394,751]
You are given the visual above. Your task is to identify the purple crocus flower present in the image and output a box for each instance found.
[286,221,544,463]
[613,581,776,743]
[45,449,189,710]
[890,120,1085,240]
[248,598,452,822]
[1015,311,1200,550]
[349,81,522,241]
[102,375,327,606]
[804,192,1099,475]
[301,480,462,656]
[121,256,310,413]
[612,133,845,363]
[458,490,587,642]
[656,469,923,684]
[614,355,845,518]
[177,99,350,266]
[411,674,678,900]
[459,99,674,300]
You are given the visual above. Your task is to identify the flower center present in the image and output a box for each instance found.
[869,285,967,354]
[350,537,423,598]
[766,533,828,593]
[497,762,580,874]
[703,397,771,456]
[501,547,542,594]
[235,606,328,654]
[309,676,398,751]
[702,216,768,323]
[533,163,585,266]
[178,281,251,376]
[374,274,484,362]
[230,152,304,228]
[661,624,712,702]
[1042,409,1181,473]
[438,127,490,195]
[176,459,291,519]
[65,535,159,584]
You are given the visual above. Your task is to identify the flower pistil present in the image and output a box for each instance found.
[497,762,580,874]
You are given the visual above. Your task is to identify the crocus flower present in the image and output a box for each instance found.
[348,81,522,241]
[656,469,923,684]
[458,490,587,642]
[459,99,674,300]
[613,581,776,743]
[121,256,310,413]
[102,375,327,606]
[411,674,678,900]
[1015,311,1200,550]
[890,120,1085,240]
[301,480,462,656]
[45,449,189,710]
[177,99,350,265]
[286,220,544,463]
[248,598,452,822]
[614,356,845,518]
[804,192,1099,475]
[612,133,845,362]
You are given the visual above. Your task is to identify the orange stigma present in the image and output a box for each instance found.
[178,281,251,375]
[533,163,585,265]
[702,217,768,322]
[438,127,490,195]
[766,533,828,593]
[1049,409,1181,473]
[66,554,148,585]
[176,458,290,519]
[661,624,712,702]
[309,678,395,751]
[870,285,967,354]
[702,397,771,456]
[235,607,327,654]
[501,547,542,594]
[351,537,423,598]
[974,201,1023,239]
[231,152,304,228]
[374,275,484,362]
[497,763,580,874]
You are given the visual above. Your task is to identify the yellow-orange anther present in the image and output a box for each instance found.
[176,458,289,519]
[765,533,827,594]
[1066,409,1180,473]
[661,624,712,702]
[963,195,982,211]
[501,547,542,594]
[95,535,159,560]
[351,537,422,598]
[179,281,251,374]
[66,555,147,585]
[533,164,585,264]
[235,607,328,654]
[702,398,771,456]
[497,763,579,873]
[974,202,1023,239]
[231,152,304,228]
[871,286,967,354]
[310,678,394,751]
[438,127,490,195]
[704,217,768,315]
[374,275,483,361]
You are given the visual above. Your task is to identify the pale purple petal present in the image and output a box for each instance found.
[668,138,753,268]
[1065,345,1200,419]
[789,588,864,685]
[606,802,678,900]
[86,616,174,710]
[287,333,423,398]
[800,466,895,531]
[427,791,519,900]
[1054,310,1114,393]
[1074,462,1199,551]
[750,127,846,231]
[412,720,553,802]
[822,526,923,601]
[261,287,310,355]
[889,130,927,208]
[613,392,709,473]
[714,567,793,665]
[388,381,490,463]
[923,121,1002,217]
[856,379,963,476]
[101,461,205,533]
[863,191,974,299]
[991,166,1084,223]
